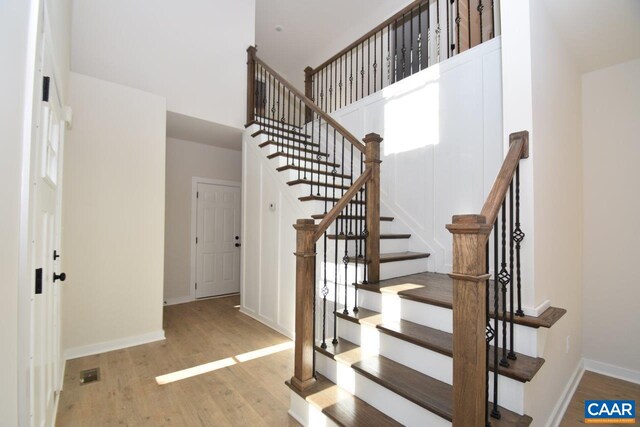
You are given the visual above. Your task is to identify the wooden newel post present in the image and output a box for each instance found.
[291,219,317,391]
[446,215,492,427]
[304,66,314,123]
[247,46,257,124]
[364,133,382,283]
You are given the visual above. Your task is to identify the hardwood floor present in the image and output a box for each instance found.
[560,370,640,426]
[56,295,300,426]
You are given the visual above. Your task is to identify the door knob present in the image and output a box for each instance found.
[235,243,241,247]
[53,272,66,283]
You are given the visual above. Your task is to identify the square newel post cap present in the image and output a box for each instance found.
[446,214,492,235]
[293,218,317,231]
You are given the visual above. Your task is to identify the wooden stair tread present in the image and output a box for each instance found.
[286,374,402,427]
[246,116,302,130]
[312,213,394,222]
[300,195,365,205]
[337,309,544,382]
[348,251,431,264]
[251,130,312,145]
[277,164,351,179]
[328,233,410,241]
[358,272,567,329]
[267,152,339,167]
[259,140,321,152]
[288,179,352,191]
[319,340,532,426]
[247,120,311,137]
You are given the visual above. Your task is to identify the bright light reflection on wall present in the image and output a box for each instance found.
[155,341,294,385]
[383,73,441,156]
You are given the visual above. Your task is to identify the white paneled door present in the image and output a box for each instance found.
[32,40,65,427]
[195,183,241,298]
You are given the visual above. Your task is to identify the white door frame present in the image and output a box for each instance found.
[189,177,241,302]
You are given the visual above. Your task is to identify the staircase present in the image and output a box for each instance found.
[245,8,567,422]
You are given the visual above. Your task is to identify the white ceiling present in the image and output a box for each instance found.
[255,0,413,89]
[540,0,640,73]
[166,111,243,151]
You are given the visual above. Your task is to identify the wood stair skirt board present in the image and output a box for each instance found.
[312,213,395,222]
[286,374,402,427]
[277,164,351,179]
[357,272,567,329]
[328,234,410,241]
[316,342,533,426]
[337,307,545,383]
[348,251,431,264]
[267,152,339,168]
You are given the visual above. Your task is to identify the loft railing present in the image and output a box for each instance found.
[446,131,528,427]
[304,0,499,114]
[247,47,382,392]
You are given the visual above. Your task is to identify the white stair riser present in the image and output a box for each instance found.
[316,353,450,427]
[357,289,539,357]
[321,238,410,257]
[337,319,526,415]
[289,392,339,427]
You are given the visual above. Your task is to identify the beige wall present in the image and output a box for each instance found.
[582,58,640,375]
[62,73,166,358]
[164,137,242,303]
[526,1,585,424]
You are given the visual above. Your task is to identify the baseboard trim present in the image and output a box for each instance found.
[64,330,166,360]
[584,358,640,385]
[239,307,293,340]
[545,359,585,427]
[164,295,193,306]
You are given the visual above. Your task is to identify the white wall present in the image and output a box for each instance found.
[524,2,585,425]
[582,58,640,378]
[62,73,166,359]
[241,130,314,338]
[0,1,36,423]
[164,137,242,304]
[71,0,255,129]
[330,38,504,276]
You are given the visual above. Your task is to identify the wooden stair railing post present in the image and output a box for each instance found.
[446,215,492,427]
[247,46,257,124]
[364,133,382,283]
[291,219,318,391]
[304,66,314,123]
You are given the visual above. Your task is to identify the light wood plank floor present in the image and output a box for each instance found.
[56,295,300,426]
[560,370,640,426]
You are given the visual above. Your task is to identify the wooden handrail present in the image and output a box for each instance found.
[479,131,529,230]
[311,0,427,73]
[252,52,366,153]
[313,168,372,241]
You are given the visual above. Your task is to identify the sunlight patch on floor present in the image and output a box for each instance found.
[155,341,294,385]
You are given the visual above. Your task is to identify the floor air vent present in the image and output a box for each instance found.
[79,368,100,385]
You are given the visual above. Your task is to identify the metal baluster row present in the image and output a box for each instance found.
[485,167,525,424]
[308,0,497,113]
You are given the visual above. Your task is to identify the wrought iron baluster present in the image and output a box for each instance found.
[350,48,354,104]
[436,0,441,62]
[410,7,414,74]
[478,0,484,43]
[332,130,339,345]
[491,221,501,420]
[508,180,517,360]
[498,200,510,368]
[514,165,525,316]
[446,0,451,58]
[355,46,359,101]
[485,240,492,427]
[401,15,406,79]
[339,55,343,109]
[455,0,461,55]
[321,220,328,349]
[367,36,371,96]
[360,43,365,100]
[316,118,322,196]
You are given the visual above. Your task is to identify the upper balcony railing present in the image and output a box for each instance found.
[304,0,499,114]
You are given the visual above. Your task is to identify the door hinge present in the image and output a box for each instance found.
[196,237,198,244]
[195,283,198,289]
[43,76,50,102]
[197,191,199,198]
